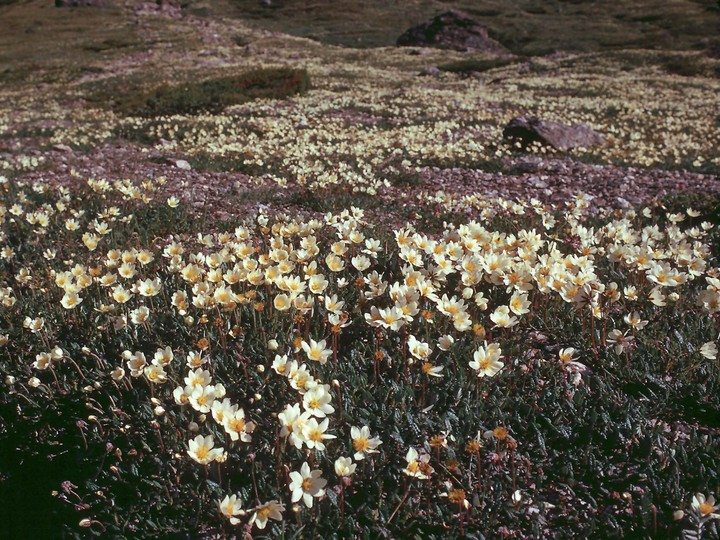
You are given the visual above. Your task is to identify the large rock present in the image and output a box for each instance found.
[503,116,605,151]
[397,10,508,53]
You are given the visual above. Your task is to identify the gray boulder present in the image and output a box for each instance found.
[397,10,508,53]
[503,116,605,151]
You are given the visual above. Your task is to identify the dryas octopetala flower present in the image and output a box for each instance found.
[558,348,577,364]
[302,384,335,417]
[189,385,217,413]
[351,425,382,460]
[607,329,634,355]
[60,291,83,310]
[33,352,52,370]
[249,500,285,530]
[699,341,718,360]
[490,305,518,328]
[112,284,133,304]
[289,462,327,508]
[407,334,431,361]
[222,408,256,442]
[144,364,166,384]
[334,456,356,477]
[218,494,245,525]
[692,493,720,519]
[469,342,504,378]
[301,338,332,365]
[623,311,648,330]
[188,434,224,465]
[403,447,433,479]
[302,417,335,451]
[422,361,444,378]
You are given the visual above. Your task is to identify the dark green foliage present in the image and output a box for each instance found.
[438,57,520,75]
[116,68,311,117]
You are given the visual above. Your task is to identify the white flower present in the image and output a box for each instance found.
[334,456,356,477]
[223,408,256,443]
[700,341,718,360]
[60,291,83,310]
[218,494,245,525]
[301,338,332,364]
[301,417,335,451]
[490,305,518,328]
[189,385,217,413]
[289,462,327,508]
[351,425,382,460]
[250,500,284,530]
[302,384,335,417]
[407,334,431,361]
[623,311,648,330]
[438,334,454,351]
[692,493,720,519]
[33,352,52,370]
[607,329,634,355]
[188,435,224,465]
[403,447,433,479]
[469,342,504,378]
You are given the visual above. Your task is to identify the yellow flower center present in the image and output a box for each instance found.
[257,506,271,519]
[302,478,313,492]
[230,418,245,432]
[353,437,369,453]
[699,502,715,516]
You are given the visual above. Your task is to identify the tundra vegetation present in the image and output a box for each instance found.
[0,0,719,538]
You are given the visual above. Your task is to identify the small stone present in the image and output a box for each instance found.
[420,67,441,77]
[174,159,192,170]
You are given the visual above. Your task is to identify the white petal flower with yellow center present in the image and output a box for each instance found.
[218,494,245,525]
[302,384,334,417]
[289,462,327,508]
[469,342,504,378]
[188,435,224,465]
[250,500,284,530]
[351,425,382,460]
[301,338,332,365]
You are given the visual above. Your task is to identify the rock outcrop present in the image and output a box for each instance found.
[397,10,508,53]
[503,116,605,151]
